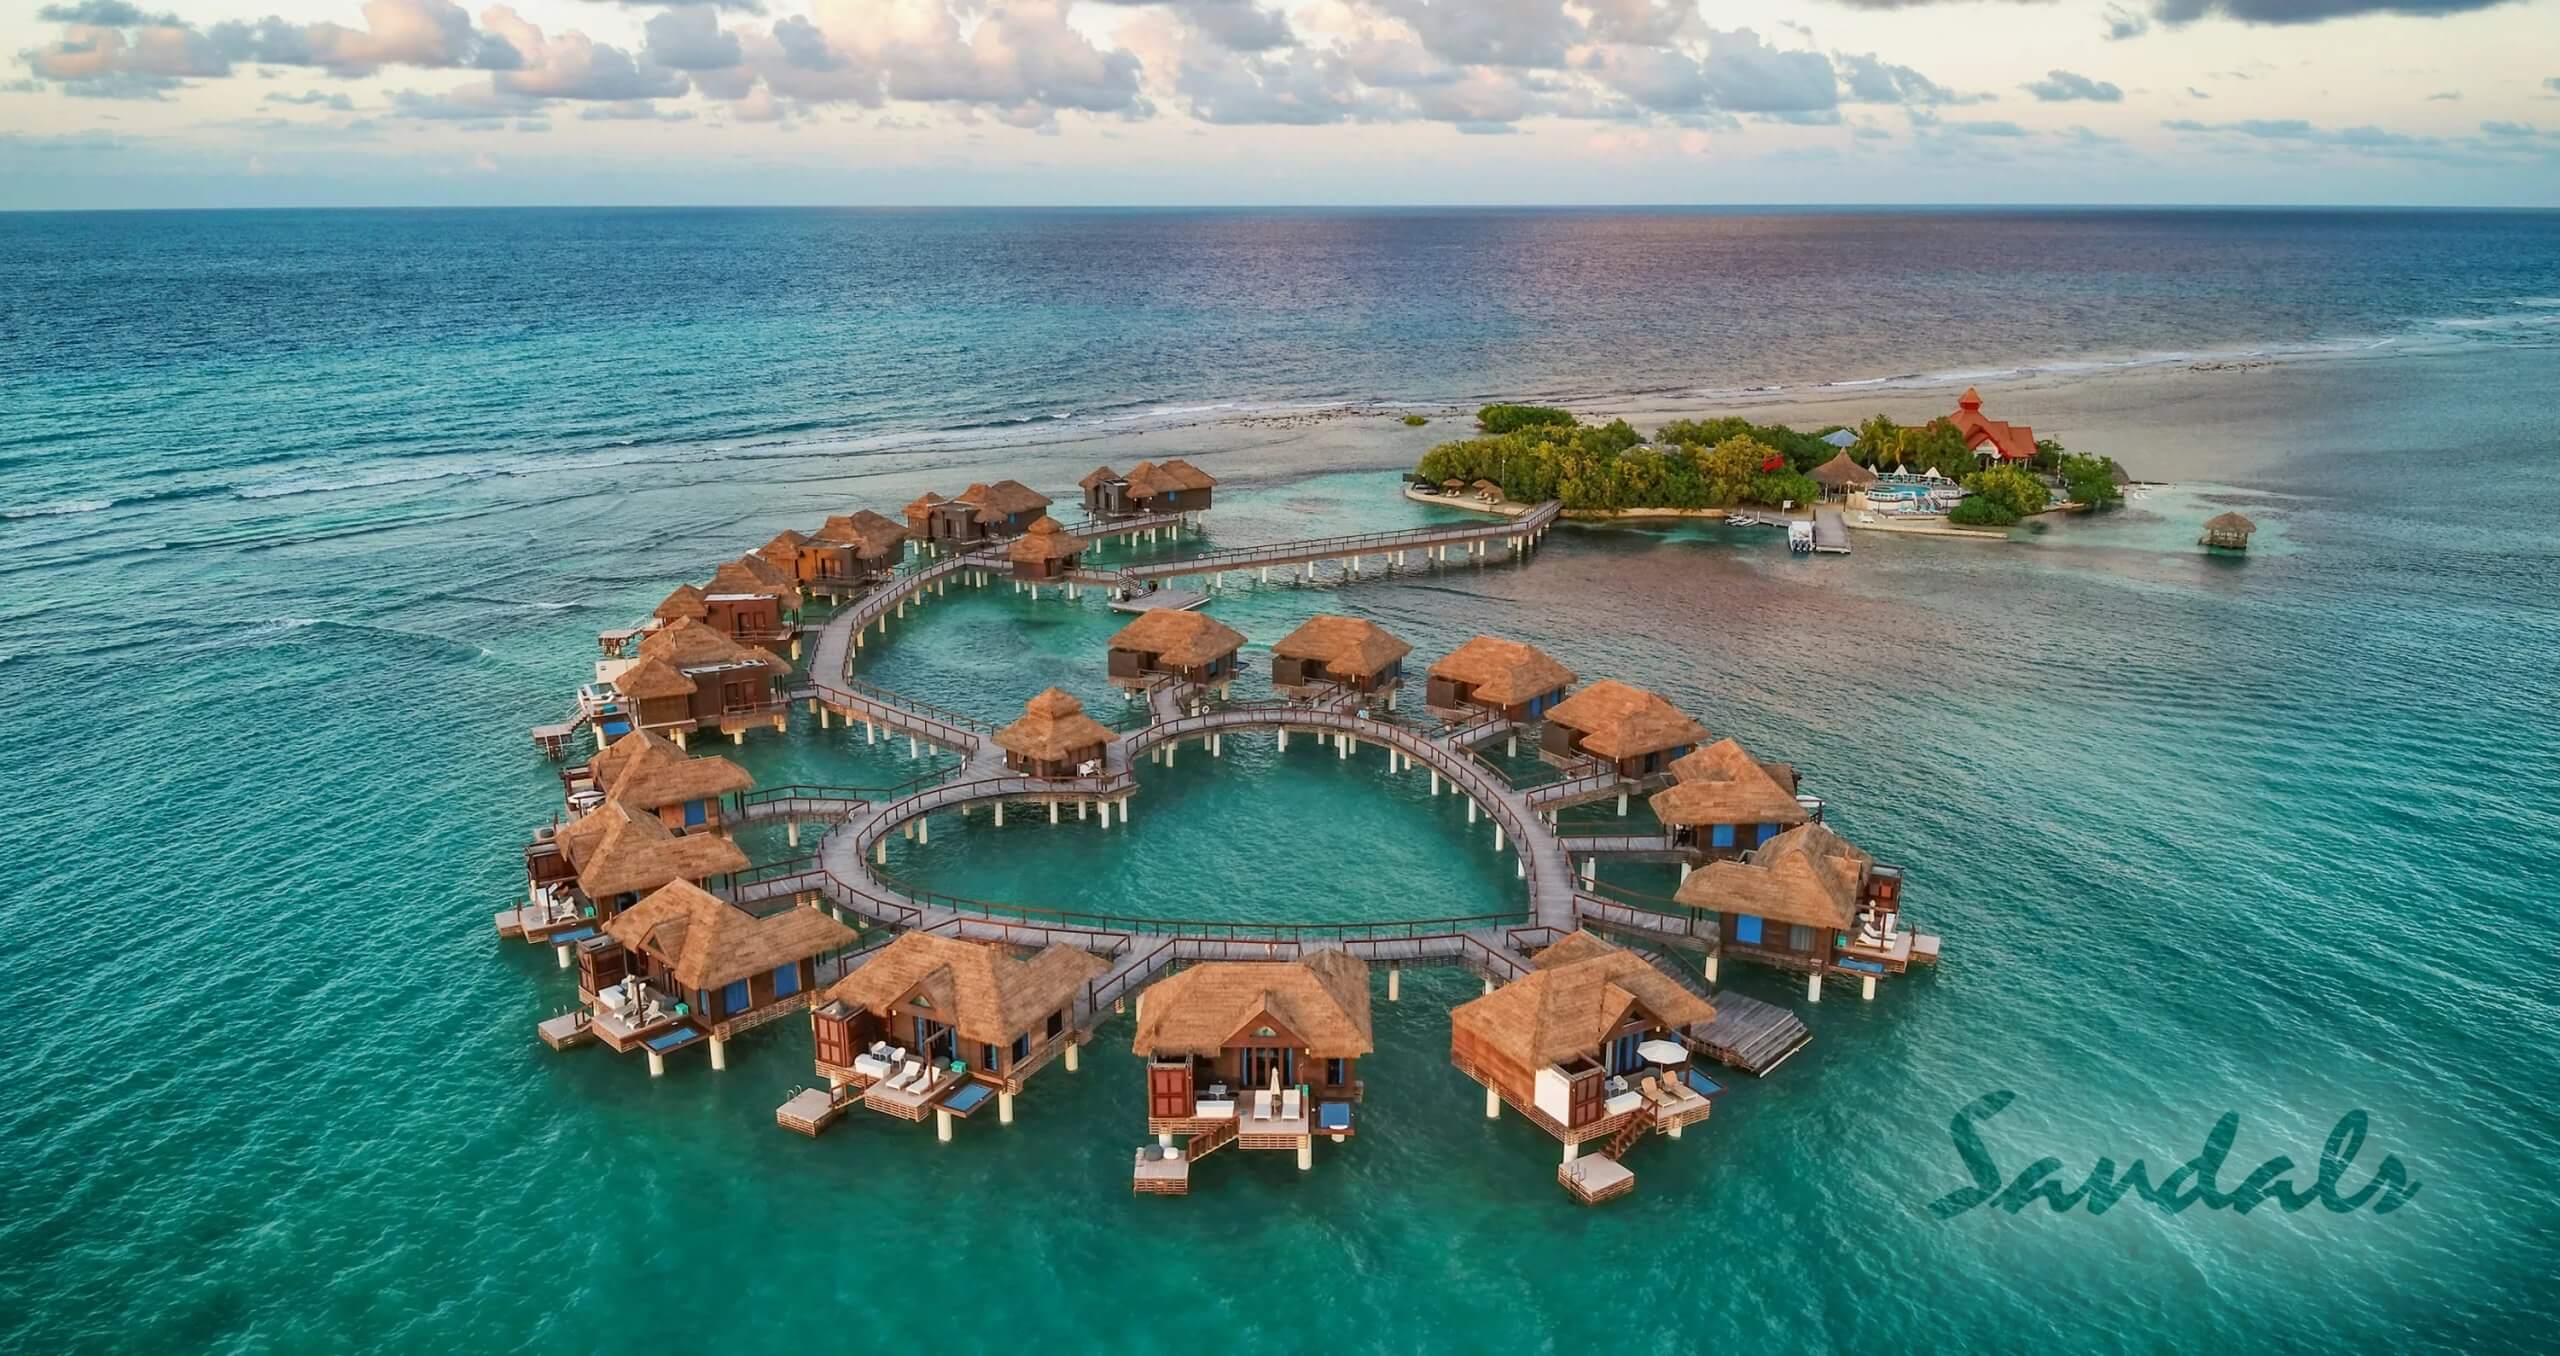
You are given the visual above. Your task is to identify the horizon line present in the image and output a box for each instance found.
[7,201,2559,216]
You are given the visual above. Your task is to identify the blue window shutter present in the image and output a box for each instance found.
[773,963,800,999]
[684,800,707,827]
[722,979,750,1014]
[1711,824,1735,848]
[1758,822,1777,843]
[1734,915,1763,946]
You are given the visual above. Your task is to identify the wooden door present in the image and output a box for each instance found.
[1148,1062,1193,1119]
[1567,1071,1605,1128]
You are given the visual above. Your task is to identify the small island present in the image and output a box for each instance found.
[1410,390,2129,534]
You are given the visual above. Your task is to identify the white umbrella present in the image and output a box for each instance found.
[1637,1038,1688,1065]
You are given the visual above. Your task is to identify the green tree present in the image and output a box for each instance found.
[1477,404,1575,434]
[2059,454,2123,510]
[1962,465,2050,519]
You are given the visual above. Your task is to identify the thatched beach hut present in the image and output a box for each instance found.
[652,583,711,626]
[1080,465,1124,516]
[1132,950,1372,1175]
[1649,738,1808,858]
[1673,822,1920,997]
[949,480,1054,540]
[1270,614,1411,696]
[1538,679,1707,779]
[809,932,1108,1132]
[1811,450,1879,499]
[992,688,1115,779]
[1448,931,1718,1200]
[1106,610,1245,689]
[625,618,793,743]
[2201,512,2256,550]
[1424,635,1576,721]
[1123,459,1216,514]
[586,880,854,1072]
[542,798,749,921]
[1007,514,1086,582]
[587,728,752,831]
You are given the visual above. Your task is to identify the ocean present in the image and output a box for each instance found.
[2,207,2556,1353]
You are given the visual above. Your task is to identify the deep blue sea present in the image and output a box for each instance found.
[3,208,2557,1353]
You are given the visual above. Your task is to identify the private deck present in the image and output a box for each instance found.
[776,1084,858,1136]
[1690,993,1812,1075]
[1133,1145,1191,1195]
[1559,1154,1635,1205]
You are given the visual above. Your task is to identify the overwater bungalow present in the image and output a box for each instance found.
[835,509,913,577]
[1538,679,1707,780]
[1648,738,1809,860]
[902,492,949,543]
[756,529,809,582]
[992,687,1114,779]
[1079,466,1125,516]
[513,797,751,944]
[702,556,802,654]
[620,618,793,745]
[584,728,752,831]
[1424,635,1576,721]
[653,583,711,628]
[1949,387,2037,468]
[1131,951,1372,1190]
[921,480,1053,546]
[792,932,1107,1139]
[2201,511,2256,550]
[1107,610,1246,691]
[1007,515,1086,582]
[1448,931,1720,1204]
[1124,459,1216,514]
[1269,614,1411,701]
[562,881,854,1075]
[1673,822,1937,999]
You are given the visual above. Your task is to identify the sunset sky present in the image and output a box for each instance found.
[4,0,2555,208]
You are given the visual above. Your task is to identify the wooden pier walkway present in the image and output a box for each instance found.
[1690,994,1813,1076]
[1812,508,1850,554]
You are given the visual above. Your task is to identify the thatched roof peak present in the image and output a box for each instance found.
[1544,679,1708,760]
[2205,511,2256,532]
[1130,950,1373,1059]
[1272,614,1411,680]
[639,617,790,676]
[1674,821,1873,931]
[1109,609,1245,668]
[1811,450,1878,488]
[1649,738,1805,828]
[1449,931,1714,1070]
[1428,635,1577,706]
[561,801,748,899]
[1080,465,1120,489]
[958,479,1052,517]
[591,729,753,810]
[653,584,710,622]
[823,933,1107,1045]
[1007,515,1086,563]
[993,687,1116,762]
[605,881,853,993]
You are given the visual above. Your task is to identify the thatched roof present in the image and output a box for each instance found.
[604,880,853,992]
[590,729,753,810]
[1543,679,1707,760]
[638,617,791,676]
[2205,512,2256,533]
[1080,465,1120,489]
[1428,636,1577,705]
[956,480,1052,518]
[1007,515,1086,565]
[1125,459,1215,497]
[706,555,802,611]
[1271,614,1411,680]
[992,687,1116,762]
[1673,822,1872,931]
[823,932,1106,1045]
[1812,450,1878,489]
[1131,950,1372,1059]
[614,656,697,700]
[1449,931,1713,1070]
[757,529,808,569]
[817,511,909,561]
[653,584,710,623]
[902,492,947,528]
[1649,738,1806,828]
[560,801,749,899]
[1109,609,1245,668]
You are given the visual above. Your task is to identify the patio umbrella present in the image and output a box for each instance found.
[1637,1039,1688,1065]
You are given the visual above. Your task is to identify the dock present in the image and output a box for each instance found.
[776,1084,858,1137]
[1689,993,1812,1076]
[1812,508,1850,554]
[1558,1154,1635,1205]
[1106,588,1208,614]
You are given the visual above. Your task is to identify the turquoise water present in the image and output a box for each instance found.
[4,211,2558,1352]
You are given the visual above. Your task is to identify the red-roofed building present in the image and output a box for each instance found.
[1948,388,2037,467]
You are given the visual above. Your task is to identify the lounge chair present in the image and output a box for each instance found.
[1253,1090,1275,1122]
[1281,1090,1302,1121]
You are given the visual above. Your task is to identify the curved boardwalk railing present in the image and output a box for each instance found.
[1115,500,1560,581]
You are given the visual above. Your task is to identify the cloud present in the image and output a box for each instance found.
[1836,51,1981,106]
[578,98,693,120]
[1091,0,1292,53]
[2187,85,2210,98]
[1693,27,1834,116]
[482,7,683,101]
[36,1,179,23]
[2479,120,2537,136]
[2151,0,2517,25]
[2024,69,2123,102]
[2426,90,2460,101]
[263,88,355,109]
[1943,118,2029,136]
[2102,4,2152,37]
[24,0,518,98]
[642,6,739,72]
[1374,0,1582,68]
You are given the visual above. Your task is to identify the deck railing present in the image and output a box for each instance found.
[1114,501,1558,580]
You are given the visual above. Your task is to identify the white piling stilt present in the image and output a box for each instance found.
[709,1037,727,1071]
[554,943,572,969]
[999,1091,1015,1125]
[1430,770,1440,795]
[1387,968,1400,1001]
[995,801,1006,826]
[1066,1042,1079,1072]
[1862,974,1877,1001]
[1507,735,1518,756]
[1049,801,1060,825]
[1297,1137,1312,1171]
[1562,1139,1579,1164]
[936,1109,953,1143]
[1617,791,1630,816]
[1078,799,1088,821]
[1467,800,1478,824]
[1705,954,1719,983]
[1494,823,1505,852]
[648,1050,665,1077]
[1807,973,1824,1002]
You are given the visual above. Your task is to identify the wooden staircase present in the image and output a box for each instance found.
[1600,1102,1656,1160]
[1188,1118,1239,1161]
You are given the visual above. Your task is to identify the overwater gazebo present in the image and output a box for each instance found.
[2200,512,2257,550]
[992,688,1115,778]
